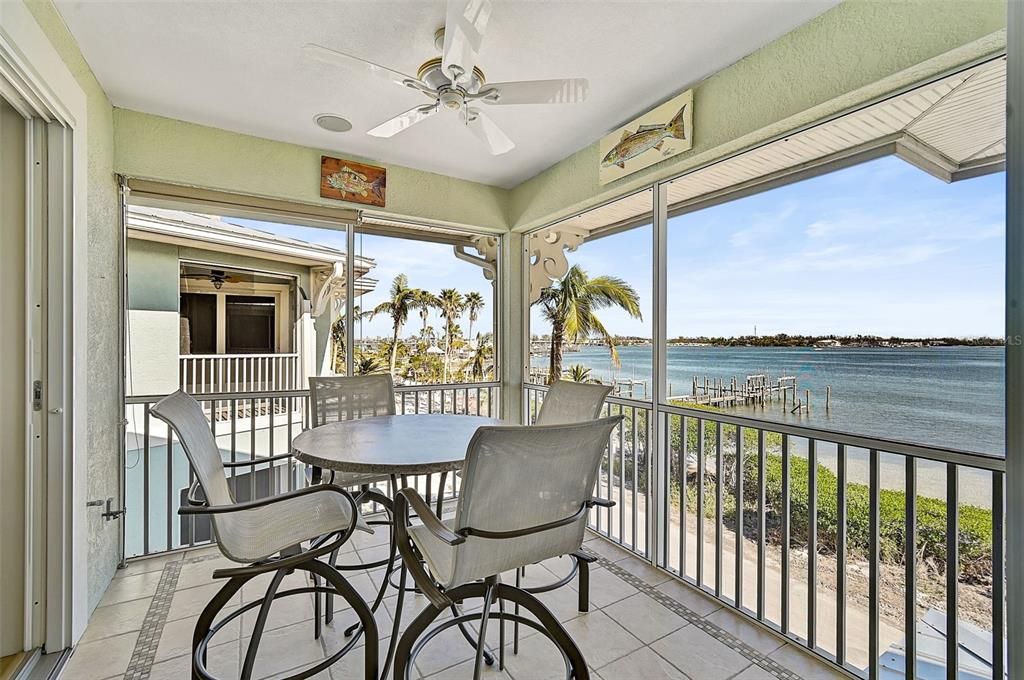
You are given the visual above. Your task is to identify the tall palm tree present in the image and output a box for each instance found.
[412,290,439,339]
[330,304,367,374]
[369,274,420,376]
[470,337,493,381]
[464,291,485,341]
[437,288,465,383]
[536,265,642,383]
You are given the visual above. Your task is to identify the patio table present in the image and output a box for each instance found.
[290,412,505,679]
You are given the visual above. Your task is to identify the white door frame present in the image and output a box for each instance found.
[0,0,90,650]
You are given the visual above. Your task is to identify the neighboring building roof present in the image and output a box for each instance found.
[127,205,375,272]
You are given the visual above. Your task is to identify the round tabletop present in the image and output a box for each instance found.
[290,413,506,475]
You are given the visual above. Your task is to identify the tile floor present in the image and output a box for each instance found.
[61,530,848,680]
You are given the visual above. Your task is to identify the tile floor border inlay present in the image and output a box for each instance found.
[587,548,807,680]
[123,560,183,680]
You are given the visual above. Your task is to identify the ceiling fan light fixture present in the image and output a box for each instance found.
[314,114,353,132]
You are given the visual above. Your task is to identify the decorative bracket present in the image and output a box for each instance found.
[528,227,586,302]
[310,262,345,317]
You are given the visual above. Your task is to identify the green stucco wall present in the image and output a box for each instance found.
[24,0,122,617]
[509,0,1007,231]
[113,109,510,233]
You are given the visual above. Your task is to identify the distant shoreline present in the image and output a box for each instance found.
[529,334,1005,349]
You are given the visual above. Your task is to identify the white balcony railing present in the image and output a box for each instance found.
[179,353,302,395]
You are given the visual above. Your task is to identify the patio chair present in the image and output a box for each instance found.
[517,378,614,649]
[392,415,622,680]
[535,379,612,425]
[308,374,400,635]
[150,390,377,680]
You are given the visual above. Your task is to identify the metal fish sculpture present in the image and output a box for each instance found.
[601,104,687,169]
[326,166,386,203]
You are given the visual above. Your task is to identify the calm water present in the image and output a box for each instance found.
[535,345,1005,455]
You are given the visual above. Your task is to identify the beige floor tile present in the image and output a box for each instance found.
[423,657,513,679]
[704,607,784,655]
[580,567,638,608]
[598,646,692,679]
[98,570,163,606]
[654,579,722,617]
[327,634,394,679]
[241,590,317,636]
[561,610,644,669]
[767,643,849,679]
[80,597,152,642]
[61,631,139,680]
[244,619,329,679]
[500,630,590,680]
[114,552,182,579]
[409,622,479,677]
[176,555,236,590]
[614,557,673,586]
[167,582,239,622]
[731,664,778,680]
[602,593,688,644]
[581,537,636,563]
[532,581,589,622]
[148,641,238,680]
[650,626,751,680]
[155,613,240,662]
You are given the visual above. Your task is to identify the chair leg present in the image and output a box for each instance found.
[302,558,379,680]
[495,583,590,680]
[473,578,497,680]
[192,576,247,680]
[513,568,521,654]
[241,569,287,680]
[577,556,590,613]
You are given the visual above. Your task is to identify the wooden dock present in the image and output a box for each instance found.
[674,374,798,407]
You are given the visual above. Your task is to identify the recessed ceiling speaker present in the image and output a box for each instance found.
[315,114,353,132]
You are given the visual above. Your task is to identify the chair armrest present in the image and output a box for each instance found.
[456,497,612,540]
[222,452,295,468]
[395,488,465,546]
[178,483,350,516]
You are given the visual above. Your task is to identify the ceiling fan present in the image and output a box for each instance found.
[304,0,589,155]
[180,268,242,290]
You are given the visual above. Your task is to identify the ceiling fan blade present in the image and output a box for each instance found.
[367,105,439,138]
[484,78,590,105]
[303,43,419,88]
[467,109,514,156]
[442,0,492,85]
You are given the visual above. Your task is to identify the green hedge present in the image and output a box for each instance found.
[668,414,994,582]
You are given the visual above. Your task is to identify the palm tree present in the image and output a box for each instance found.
[437,288,465,383]
[536,265,642,383]
[470,336,493,381]
[464,291,485,341]
[412,290,439,339]
[369,274,420,376]
[330,305,367,374]
[565,364,594,383]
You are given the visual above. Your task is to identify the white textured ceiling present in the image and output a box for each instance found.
[56,0,837,188]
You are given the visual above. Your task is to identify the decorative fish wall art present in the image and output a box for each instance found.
[320,155,387,207]
[598,89,693,184]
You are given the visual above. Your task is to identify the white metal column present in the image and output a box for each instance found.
[650,183,668,566]
[1005,0,1022,676]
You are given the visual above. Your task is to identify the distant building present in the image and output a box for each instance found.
[125,206,377,396]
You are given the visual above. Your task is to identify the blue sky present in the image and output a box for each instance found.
[533,156,1006,339]
[225,219,497,339]
[233,154,1004,341]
